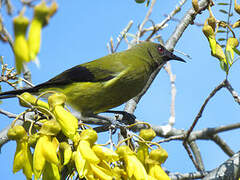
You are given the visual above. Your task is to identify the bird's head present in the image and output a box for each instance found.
[138,42,186,65]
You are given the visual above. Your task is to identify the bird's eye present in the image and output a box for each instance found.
[158,46,164,54]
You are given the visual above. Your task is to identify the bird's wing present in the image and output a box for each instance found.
[38,63,116,88]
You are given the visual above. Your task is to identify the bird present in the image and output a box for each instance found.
[0,42,185,117]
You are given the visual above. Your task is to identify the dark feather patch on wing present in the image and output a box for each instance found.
[36,65,115,88]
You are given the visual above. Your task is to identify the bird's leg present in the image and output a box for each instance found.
[103,110,136,125]
[89,114,119,126]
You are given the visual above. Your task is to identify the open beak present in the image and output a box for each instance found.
[165,50,186,63]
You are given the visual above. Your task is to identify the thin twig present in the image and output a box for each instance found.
[114,20,133,52]
[189,141,205,171]
[183,142,202,171]
[184,80,226,143]
[210,134,234,157]
[224,79,240,105]
[202,151,240,179]
[136,0,157,43]
[1,22,14,51]
[164,63,176,128]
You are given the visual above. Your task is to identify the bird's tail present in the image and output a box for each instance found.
[0,86,40,99]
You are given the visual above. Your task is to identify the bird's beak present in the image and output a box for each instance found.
[165,50,186,63]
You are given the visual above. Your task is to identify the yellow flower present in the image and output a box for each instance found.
[38,119,61,136]
[13,14,30,73]
[234,0,240,15]
[18,92,49,110]
[28,1,50,60]
[137,128,156,167]
[59,142,72,165]
[33,135,59,178]
[116,145,148,180]
[146,148,170,180]
[48,93,78,140]
[89,163,113,180]
[7,125,33,179]
[232,20,240,28]
[226,37,239,64]
[77,140,100,164]
[92,144,119,162]
[42,162,60,180]
[72,151,87,178]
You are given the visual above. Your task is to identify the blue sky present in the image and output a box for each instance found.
[0,0,240,179]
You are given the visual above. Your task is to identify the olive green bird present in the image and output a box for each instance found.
[0,42,185,117]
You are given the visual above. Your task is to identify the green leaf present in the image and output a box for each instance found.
[220,44,226,48]
[226,50,233,66]
[233,48,240,56]
[219,9,229,14]
[219,60,229,74]
[218,38,226,41]
[217,3,230,5]
[217,30,227,33]
[0,56,3,64]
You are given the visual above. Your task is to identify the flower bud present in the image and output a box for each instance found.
[13,14,30,73]
[80,129,98,145]
[28,1,50,60]
[92,145,119,162]
[139,128,156,141]
[38,120,61,136]
[7,125,27,140]
[18,92,49,110]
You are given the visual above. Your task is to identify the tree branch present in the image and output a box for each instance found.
[202,151,240,179]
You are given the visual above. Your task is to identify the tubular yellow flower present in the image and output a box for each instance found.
[148,148,168,164]
[139,128,156,141]
[7,125,27,141]
[79,129,98,145]
[78,140,100,164]
[137,144,149,167]
[226,37,239,62]
[116,145,148,180]
[112,166,128,180]
[13,140,33,179]
[38,119,61,136]
[72,151,87,178]
[146,148,170,180]
[137,128,156,166]
[148,164,170,180]
[28,133,39,147]
[48,93,78,140]
[18,92,49,109]
[92,145,119,162]
[33,135,59,178]
[212,43,226,61]
[202,21,217,55]
[207,5,217,31]
[42,136,59,165]
[42,162,60,180]
[232,20,240,28]
[89,164,113,180]
[13,14,30,74]
[235,0,240,15]
[59,142,72,165]
[45,1,58,25]
[8,126,33,179]
[28,1,50,60]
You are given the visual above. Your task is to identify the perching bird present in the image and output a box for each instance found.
[0,42,185,117]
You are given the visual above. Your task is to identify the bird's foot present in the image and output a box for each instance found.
[104,110,136,125]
